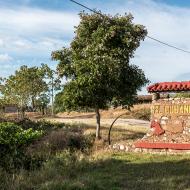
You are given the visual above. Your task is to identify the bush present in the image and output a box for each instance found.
[16,119,57,131]
[0,118,66,133]
[0,122,43,171]
[0,119,95,173]
[26,128,95,162]
[67,133,95,153]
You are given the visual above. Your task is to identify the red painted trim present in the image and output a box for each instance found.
[135,141,190,150]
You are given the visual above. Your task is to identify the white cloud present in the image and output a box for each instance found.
[0,39,4,47]
[13,39,32,49]
[0,7,79,54]
[0,6,78,77]
[0,54,13,62]
[103,0,190,83]
[0,7,79,37]
[1,1,190,87]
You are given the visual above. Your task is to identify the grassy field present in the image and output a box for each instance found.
[1,151,190,190]
[1,112,190,190]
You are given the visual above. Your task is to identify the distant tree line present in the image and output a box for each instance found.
[0,64,60,118]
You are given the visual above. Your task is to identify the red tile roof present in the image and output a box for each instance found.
[147,81,190,93]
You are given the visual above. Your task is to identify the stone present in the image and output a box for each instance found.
[112,144,118,149]
[119,144,125,150]
[125,146,129,152]
[142,135,148,139]
[164,120,184,133]
[134,148,141,152]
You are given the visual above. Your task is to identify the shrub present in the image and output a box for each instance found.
[26,128,95,162]
[0,122,43,171]
[0,118,66,133]
[16,119,55,131]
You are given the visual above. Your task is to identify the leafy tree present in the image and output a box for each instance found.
[41,64,61,115]
[2,65,48,118]
[36,94,50,115]
[23,66,48,110]
[54,91,66,113]
[52,12,149,139]
[0,77,5,91]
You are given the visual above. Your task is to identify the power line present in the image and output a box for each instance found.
[70,0,101,16]
[70,0,190,54]
[147,36,190,54]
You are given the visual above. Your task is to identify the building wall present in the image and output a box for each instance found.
[4,106,17,113]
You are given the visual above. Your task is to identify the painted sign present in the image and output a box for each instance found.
[152,104,190,115]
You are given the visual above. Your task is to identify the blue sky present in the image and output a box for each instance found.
[1,0,190,94]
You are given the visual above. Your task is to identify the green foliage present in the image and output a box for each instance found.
[16,119,64,131]
[1,65,49,117]
[0,122,43,171]
[41,64,61,92]
[52,12,149,111]
[0,122,42,145]
[2,113,96,184]
[0,118,94,173]
[54,91,66,113]
[41,64,61,115]
[35,94,50,115]
[1,152,190,190]
[52,12,149,138]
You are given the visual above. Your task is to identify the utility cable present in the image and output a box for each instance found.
[70,0,190,54]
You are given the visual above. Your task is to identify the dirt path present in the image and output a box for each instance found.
[46,117,150,131]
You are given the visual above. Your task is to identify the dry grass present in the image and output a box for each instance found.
[56,103,151,119]
[67,122,148,146]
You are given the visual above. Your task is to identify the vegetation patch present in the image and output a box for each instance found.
[1,151,190,190]
[0,119,95,172]
[0,122,43,171]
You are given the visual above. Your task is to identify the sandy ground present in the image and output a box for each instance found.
[46,117,150,131]
[50,104,151,130]
[5,104,151,131]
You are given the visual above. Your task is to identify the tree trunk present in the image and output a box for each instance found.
[95,108,101,139]
[42,107,45,115]
[20,107,25,120]
[32,96,35,111]
[51,77,54,116]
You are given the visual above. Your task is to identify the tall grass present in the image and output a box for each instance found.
[1,151,190,190]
